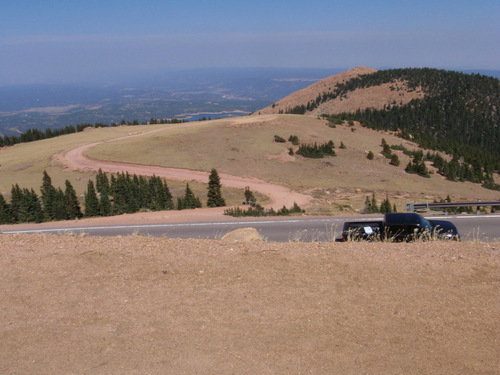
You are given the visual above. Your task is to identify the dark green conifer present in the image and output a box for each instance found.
[390,154,400,166]
[19,188,43,223]
[10,184,23,222]
[178,183,202,210]
[207,168,225,207]
[64,180,83,219]
[380,196,392,213]
[96,168,110,194]
[0,193,12,224]
[40,170,57,221]
[99,192,112,216]
[84,180,100,217]
[51,187,67,221]
[244,186,256,205]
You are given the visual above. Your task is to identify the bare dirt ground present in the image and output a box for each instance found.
[1,234,499,374]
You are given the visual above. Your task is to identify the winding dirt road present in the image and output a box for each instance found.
[54,119,312,211]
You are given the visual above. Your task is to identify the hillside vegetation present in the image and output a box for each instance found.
[261,68,500,173]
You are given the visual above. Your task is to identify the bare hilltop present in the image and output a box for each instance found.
[257,66,424,116]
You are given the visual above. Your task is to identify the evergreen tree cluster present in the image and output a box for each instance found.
[0,167,223,223]
[427,152,500,190]
[88,170,175,216]
[404,151,430,177]
[296,141,336,158]
[363,194,396,214]
[177,184,202,210]
[0,171,82,224]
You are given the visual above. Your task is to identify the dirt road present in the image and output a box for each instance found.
[54,118,311,211]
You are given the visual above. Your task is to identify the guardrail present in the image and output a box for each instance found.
[406,201,500,213]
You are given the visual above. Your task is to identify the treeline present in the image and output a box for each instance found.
[0,118,188,148]
[0,168,226,224]
[382,139,499,189]
[427,152,500,190]
[284,68,499,172]
[224,202,304,217]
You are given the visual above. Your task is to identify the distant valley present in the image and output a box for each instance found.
[2,67,498,137]
[0,67,338,135]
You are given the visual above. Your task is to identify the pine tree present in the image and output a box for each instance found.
[367,151,374,160]
[99,192,112,216]
[10,184,23,222]
[51,187,67,221]
[161,181,174,210]
[19,188,43,223]
[96,168,110,194]
[149,176,173,210]
[371,194,379,213]
[382,143,392,158]
[84,180,100,217]
[64,180,82,219]
[207,168,225,207]
[244,186,256,205]
[178,183,202,210]
[0,193,12,224]
[364,194,380,214]
[111,173,128,214]
[390,154,400,166]
[380,196,392,213]
[40,170,57,221]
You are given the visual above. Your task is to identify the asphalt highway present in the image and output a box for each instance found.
[3,214,500,242]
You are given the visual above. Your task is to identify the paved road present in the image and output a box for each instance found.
[3,214,500,242]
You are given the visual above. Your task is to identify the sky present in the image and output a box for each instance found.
[1,0,499,85]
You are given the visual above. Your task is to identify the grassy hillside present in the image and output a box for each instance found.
[83,114,499,213]
[0,125,223,208]
[1,113,498,215]
[266,68,500,172]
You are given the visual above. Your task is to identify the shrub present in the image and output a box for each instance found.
[288,135,299,145]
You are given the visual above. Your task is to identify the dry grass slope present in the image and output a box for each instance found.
[80,115,500,214]
[1,113,498,215]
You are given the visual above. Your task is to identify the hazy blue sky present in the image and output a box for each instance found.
[1,0,499,85]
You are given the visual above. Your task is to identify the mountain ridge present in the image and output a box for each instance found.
[257,66,424,115]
